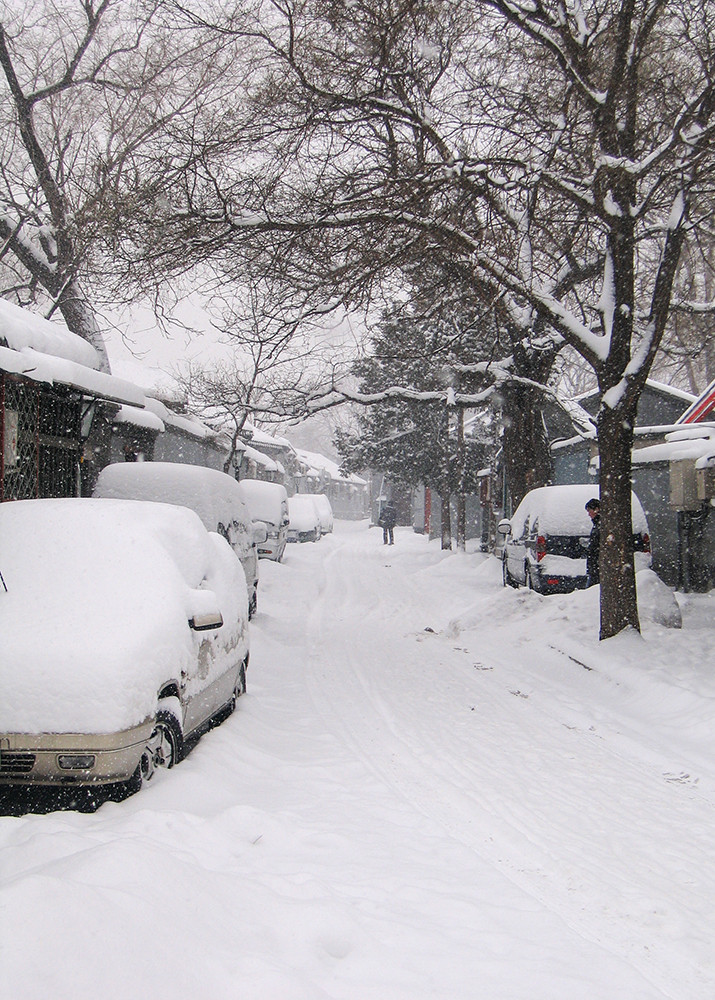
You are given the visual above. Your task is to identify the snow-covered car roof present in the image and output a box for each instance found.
[94,462,252,539]
[303,493,333,529]
[0,498,247,735]
[288,494,320,532]
[509,484,649,537]
[239,479,288,527]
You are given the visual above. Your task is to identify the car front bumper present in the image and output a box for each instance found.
[0,720,155,787]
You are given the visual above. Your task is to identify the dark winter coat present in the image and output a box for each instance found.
[586,514,600,586]
[378,505,396,529]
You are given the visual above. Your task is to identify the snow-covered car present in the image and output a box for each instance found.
[238,479,290,561]
[287,494,322,543]
[0,498,249,793]
[303,492,334,534]
[499,484,651,594]
[94,462,264,617]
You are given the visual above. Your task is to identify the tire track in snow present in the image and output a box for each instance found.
[302,528,715,998]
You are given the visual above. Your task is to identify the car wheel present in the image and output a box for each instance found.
[153,708,184,768]
[226,657,249,716]
[238,657,247,696]
[123,762,145,795]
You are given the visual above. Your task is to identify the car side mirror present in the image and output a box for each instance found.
[189,611,224,631]
[252,522,268,545]
[497,519,511,536]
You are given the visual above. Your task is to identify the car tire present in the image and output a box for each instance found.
[225,656,248,718]
[238,657,247,696]
[123,762,144,795]
[154,708,184,768]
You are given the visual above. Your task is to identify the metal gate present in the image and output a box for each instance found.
[1,374,81,501]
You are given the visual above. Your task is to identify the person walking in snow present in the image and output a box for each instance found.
[585,497,601,586]
[378,501,396,545]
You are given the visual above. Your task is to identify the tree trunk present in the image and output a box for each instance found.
[456,493,466,551]
[501,383,553,507]
[440,490,452,550]
[55,283,111,373]
[456,407,466,551]
[597,403,640,639]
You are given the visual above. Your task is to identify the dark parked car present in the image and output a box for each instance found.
[498,485,651,594]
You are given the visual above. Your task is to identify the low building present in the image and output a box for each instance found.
[0,299,146,501]
[294,447,369,520]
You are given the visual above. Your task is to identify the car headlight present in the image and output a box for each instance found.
[58,754,96,770]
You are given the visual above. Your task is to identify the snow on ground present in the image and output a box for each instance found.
[2,520,715,999]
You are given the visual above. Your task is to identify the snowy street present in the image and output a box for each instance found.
[2,520,715,999]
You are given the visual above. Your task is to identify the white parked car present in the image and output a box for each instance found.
[239,479,290,561]
[498,484,651,594]
[0,498,249,796]
[287,494,322,543]
[94,462,264,617]
[303,493,334,534]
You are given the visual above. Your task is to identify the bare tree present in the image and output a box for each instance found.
[121,1,715,639]
[174,278,351,469]
[0,0,230,367]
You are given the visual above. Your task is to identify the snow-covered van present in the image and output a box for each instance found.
[302,493,334,534]
[94,462,264,616]
[499,484,651,594]
[287,494,322,543]
[0,498,249,794]
[238,479,290,561]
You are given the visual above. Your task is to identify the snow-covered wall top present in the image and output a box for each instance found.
[0,297,99,369]
[295,447,367,486]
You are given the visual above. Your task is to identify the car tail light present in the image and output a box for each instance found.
[642,533,651,553]
[536,535,547,562]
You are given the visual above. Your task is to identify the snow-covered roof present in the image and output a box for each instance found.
[0,299,146,408]
[143,397,216,440]
[639,378,696,404]
[113,404,165,433]
[245,422,294,451]
[243,443,283,473]
[0,297,99,368]
[294,447,367,486]
[632,424,715,469]
[575,377,695,406]
[0,344,146,408]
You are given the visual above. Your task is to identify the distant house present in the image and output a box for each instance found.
[293,447,369,520]
[0,300,235,502]
[236,423,299,492]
